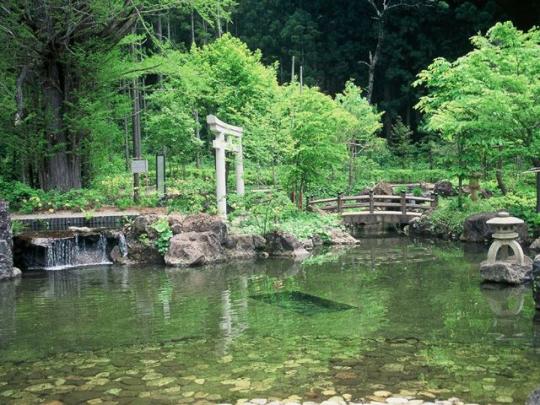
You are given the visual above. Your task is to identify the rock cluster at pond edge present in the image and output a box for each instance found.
[121,213,357,268]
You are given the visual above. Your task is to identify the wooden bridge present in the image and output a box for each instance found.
[307,191,438,225]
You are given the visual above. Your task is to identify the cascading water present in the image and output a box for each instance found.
[32,233,112,270]
[117,233,128,257]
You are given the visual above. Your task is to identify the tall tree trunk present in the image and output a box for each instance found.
[132,77,142,203]
[157,15,162,41]
[191,11,196,46]
[131,25,142,203]
[167,13,171,40]
[348,143,356,190]
[42,58,81,191]
[194,110,201,168]
[383,82,392,139]
[496,155,507,195]
[216,9,223,37]
[366,18,384,104]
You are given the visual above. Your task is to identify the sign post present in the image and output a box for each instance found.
[156,154,166,198]
[131,159,148,174]
[207,115,244,219]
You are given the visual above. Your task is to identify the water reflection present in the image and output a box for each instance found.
[1,237,537,362]
[480,283,528,341]
[0,278,19,349]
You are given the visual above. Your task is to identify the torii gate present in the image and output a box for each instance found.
[207,115,245,219]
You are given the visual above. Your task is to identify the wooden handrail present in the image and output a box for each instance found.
[308,191,438,214]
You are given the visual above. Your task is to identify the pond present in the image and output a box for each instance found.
[0,237,539,404]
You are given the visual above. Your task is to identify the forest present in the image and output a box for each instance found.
[0,0,539,237]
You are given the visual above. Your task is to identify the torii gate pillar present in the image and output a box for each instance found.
[207,115,244,219]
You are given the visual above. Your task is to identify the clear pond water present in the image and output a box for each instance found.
[1,237,539,404]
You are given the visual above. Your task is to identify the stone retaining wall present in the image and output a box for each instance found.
[0,201,17,280]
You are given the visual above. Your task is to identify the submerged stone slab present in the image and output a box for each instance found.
[480,257,533,284]
[250,291,356,315]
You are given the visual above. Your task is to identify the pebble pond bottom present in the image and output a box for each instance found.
[0,237,539,404]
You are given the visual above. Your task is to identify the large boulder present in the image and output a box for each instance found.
[434,180,455,197]
[125,239,164,265]
[372,182,393,196]
[480,256,533,284]
[327,229,359,245]
[167,214,185,234]
[130,214,164,239]
[170,213,228,243]
[165,231,223,267]
[223,234,266,260]
[530,238,540,251]
[462,212,528,243]
[264,231,310,258]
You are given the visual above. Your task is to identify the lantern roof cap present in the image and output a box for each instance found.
[486,211,524,226]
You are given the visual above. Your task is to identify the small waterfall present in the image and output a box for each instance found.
[36,233,112,270]
[117,233,128,257]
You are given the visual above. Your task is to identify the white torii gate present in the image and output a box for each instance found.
[207,115,245,219]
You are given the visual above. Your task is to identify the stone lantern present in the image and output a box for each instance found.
[480,211,532,284]
[486,211,526,265]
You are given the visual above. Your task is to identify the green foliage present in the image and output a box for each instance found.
[275,84,353,197]
[138,233,151,247]
[428,193,540,236]
[415,22,540,183]
[428,198,500,236]
[166,166,216,214]
[277,212,341,241]
[10,220,26,236]
[0,175,158,213]
[336,81,383,143]
[151,218,173,256]
[412,187,424,197]
[230,191,297,235]
[389,117,414,168]
[230,190,341,240]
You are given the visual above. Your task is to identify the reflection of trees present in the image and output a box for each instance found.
[5,237,512,363]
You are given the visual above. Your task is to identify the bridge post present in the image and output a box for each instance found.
[431,192,439,209]
[337,192,344,213]
[306,195,311,211]
[369,190,374,214]
[400,191,407,215]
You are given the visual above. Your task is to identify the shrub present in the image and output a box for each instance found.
[428,193,539,237]
[230,190,341,240]
[151,218,173,256]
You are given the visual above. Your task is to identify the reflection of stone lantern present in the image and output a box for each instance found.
[486,212,526,265]
[480,212,532,284]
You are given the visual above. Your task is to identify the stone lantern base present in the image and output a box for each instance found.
[480,256,533,285]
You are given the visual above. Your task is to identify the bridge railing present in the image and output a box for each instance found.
[307,191,438,215]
